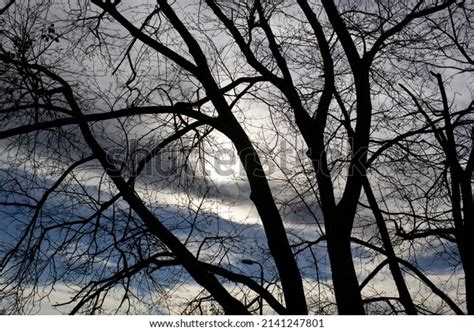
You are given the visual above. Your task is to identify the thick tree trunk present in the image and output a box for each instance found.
[450,172,473,314]
[150,2,308,312]
[326,227,365,314]
[463,249,474,314]
[227,125,308,315]
[458,220,474,314]
[461,180,474,314]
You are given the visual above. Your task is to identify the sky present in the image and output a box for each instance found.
[0,0,472,315]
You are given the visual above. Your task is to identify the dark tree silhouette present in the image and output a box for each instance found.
[0,0,472,315]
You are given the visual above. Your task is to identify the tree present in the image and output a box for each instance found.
[0,0,472,315]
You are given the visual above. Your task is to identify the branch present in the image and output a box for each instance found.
[349,237,464,314]
[187,76,267,108]
[0,52,218,140]
[321,0,361,69]
[200,262,287,314]
[399,83,448,148]
[396,228,456,242]
[359,259,389,291]
[204,0,280,83]
[0,155,95,270]
[60,253,178,314]
[254,0,293,85]
[90,0,199,76]
[4,48,249,314]
[365,0,456,63]
[0,106,215,140]
[369,88,472,166]
[0,0,15,16]
[397,258,464,315]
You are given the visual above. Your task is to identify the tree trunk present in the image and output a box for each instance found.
[227,125,308,314]
[461,180,474,314]
[459,221,474,314]
[326,226,365,314]
[463,247,474,314]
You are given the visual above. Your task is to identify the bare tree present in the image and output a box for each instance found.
[203,0,466,314]
[0,0,472,315]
